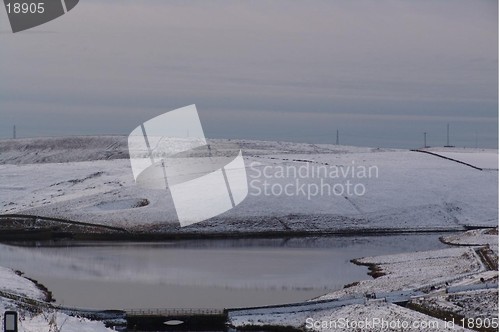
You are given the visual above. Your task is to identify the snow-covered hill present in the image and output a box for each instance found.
[0,136,128,164]
[0,265,112,332]
[0,136,497,232]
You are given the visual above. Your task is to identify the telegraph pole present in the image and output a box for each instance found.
[444,123,453,147]
[336,129,339,145]
[424,132,427,148]
[13,125,16,139]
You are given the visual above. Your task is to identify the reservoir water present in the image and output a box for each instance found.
[0,233,452,310]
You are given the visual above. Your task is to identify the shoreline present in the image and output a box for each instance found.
[0,214,471,243]
[1,227,497,331]
[228,228,498,331]
[13,270,55,303]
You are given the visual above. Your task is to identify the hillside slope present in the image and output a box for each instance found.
[0,136,497,232]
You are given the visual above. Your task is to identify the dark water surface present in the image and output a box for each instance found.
[0,234,452,310]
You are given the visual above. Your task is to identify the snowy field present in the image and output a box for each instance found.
[424,147,498,170]
[228,230,498,331]
[229,302,474,331]
[442,228,499,253]
[0,136,497,231]
[0,267,111,332]
[314,247,486,301]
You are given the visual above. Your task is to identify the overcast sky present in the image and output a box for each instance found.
[0,0,497,148]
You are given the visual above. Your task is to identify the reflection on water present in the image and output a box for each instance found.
[0,234,452,309]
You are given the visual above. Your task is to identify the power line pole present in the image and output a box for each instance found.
[13,125,16,139]
[336,129,339,145]
[424,132,427,148]
[445,123,453,147]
